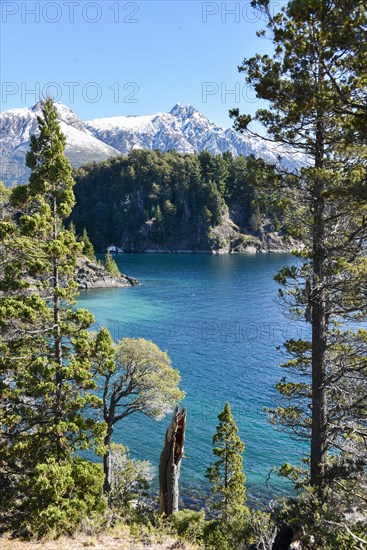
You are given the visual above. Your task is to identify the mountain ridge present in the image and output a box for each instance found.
[0,102,121,186]
[0,102,302,187]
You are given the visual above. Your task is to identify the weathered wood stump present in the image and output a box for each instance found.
[159,406,187,516]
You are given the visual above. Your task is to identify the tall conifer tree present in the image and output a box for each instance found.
[206,402,246,522]
[0,99,109,532]
[231,0,367,491]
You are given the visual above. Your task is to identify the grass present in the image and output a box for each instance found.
[0,523,195,550]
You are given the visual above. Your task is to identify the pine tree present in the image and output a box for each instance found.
[104,249,120,277]
[0,99,108,533]
[153,204,165,244]
[206,402,246,522]
[81,227,95,260]
[230,1,367,492]
[68,220,77,235]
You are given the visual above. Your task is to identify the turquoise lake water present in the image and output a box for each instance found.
[77,253,309,506]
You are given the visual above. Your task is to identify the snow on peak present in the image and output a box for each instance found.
[1,101,304,187]
[87,113,155,132]
[170,103,198,119]
[86,104,304,171]
[55,103,86,132]
[28,101,85,131]
[0,103,121,186]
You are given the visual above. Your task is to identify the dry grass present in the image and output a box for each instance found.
[0,525,193,550]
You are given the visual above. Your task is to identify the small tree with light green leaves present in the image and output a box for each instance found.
[108,443,154,515]
[94,334,185,495]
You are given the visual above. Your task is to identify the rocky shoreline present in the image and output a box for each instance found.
[107,236,300,255]
[75,257,139,290]
[208,215,302,254]
[110,215,302,256]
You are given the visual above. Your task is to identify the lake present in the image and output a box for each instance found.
[77,253,309,507]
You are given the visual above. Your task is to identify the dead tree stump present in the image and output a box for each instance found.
[159,406,187,515]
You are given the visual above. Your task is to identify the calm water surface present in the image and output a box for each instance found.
[78,253,308,506]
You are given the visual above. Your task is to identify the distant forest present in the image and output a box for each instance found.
[70,149,284,252]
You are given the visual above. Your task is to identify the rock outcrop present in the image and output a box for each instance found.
[208,211,302,255]
[75,257,139,289]
[111,208,301,255]
[255,221,302,253]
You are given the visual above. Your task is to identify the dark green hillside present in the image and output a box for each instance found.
[70,149,285,252]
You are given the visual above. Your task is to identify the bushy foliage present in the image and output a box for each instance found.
[96,336,185,426]
[203,515,251,550]
[275,486,367,550]
[70,150,280,251]
[204,523,233,550]
[169,509,206,545]
[109,443,154,515]
[271,454,367,548]
[247,510,277,550]
[17,458,106,539]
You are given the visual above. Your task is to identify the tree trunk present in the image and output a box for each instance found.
[102,384,116,498]
[53,199,62,376]
[103,424,113,496]
[310,198,328,489]
[310,111,328,490]
[53,199,64,457]
[159,406,186,515]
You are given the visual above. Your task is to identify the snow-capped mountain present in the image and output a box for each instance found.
[86,103,303,169]
[1,102,302,187]
[0,102,121,186]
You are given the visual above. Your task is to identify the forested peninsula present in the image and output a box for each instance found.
[69,150,298,254]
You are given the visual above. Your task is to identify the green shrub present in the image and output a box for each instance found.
[248,510,277,549]
[18,457,106,539]
[170,509,206,544]
[109,443,154,518]
[275,487,367,550]
[203,514,251,550]
[204,522,232,550]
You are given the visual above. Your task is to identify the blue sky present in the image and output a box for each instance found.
[1,1,277,127]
